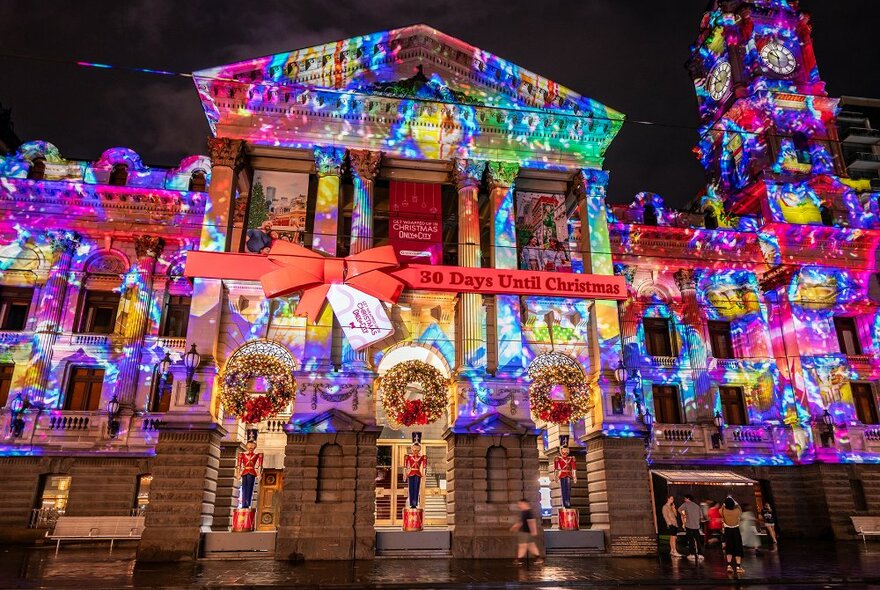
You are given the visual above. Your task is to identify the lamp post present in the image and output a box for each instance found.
[183,344,202,405]
[612,359,626,414]
[711,410,725,449]
[9,394,26,438]
[642,410,654,448]
[107,395,121,439]
[821,408,835,448]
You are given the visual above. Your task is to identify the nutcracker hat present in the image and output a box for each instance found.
[411,431,422,446]
[559,434,570,448]
[246,429,259,444]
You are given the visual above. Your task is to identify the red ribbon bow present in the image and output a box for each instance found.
[260,241,405,323]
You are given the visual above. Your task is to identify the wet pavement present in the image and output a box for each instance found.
[0,540,878,589]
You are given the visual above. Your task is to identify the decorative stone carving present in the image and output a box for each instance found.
[452,158,486,190]
[486,161,519,189]
[207,137,245,171]
[313,146,347,177]
[134,235,166,259]
[614,264,637,286]
[86,253,128,275]
[46,230,81,254]
[673,268,697,293]
[348,150,383,181]
[572,168,610,200]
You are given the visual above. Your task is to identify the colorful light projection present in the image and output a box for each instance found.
[192,25,624,170]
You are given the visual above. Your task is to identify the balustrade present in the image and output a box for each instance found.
[47,415,91,431]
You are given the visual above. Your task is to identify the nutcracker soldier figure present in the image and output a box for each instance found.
[402,432,427,531]
[554,435,579,530]
[232,429,263,532]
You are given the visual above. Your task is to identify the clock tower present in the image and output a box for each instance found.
[686,0,854,225]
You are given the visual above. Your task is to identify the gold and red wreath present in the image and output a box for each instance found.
[220,353,296,424]
[381,360,448,427]
[529,364,594,425]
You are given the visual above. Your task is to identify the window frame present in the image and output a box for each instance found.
[0,363,14,409]
[643,317,674,357]
[719,385,749,426]
[77,290,121,334]
[63,366,105,411]
[852,382,879,425]
[834,316,862,356]
[652,384,683,424]
[707,320,735,359]
[160,295,191,338]
[0,286,34,331]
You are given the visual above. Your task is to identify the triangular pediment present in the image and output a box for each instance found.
[192,24,623,168]
[451,412,539,436]
[287,408,379,433]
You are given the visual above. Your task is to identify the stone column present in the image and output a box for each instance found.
[137,421,225,561]
[486,161,522,374]
[674,269,712,422]
[453,158,487,372]
[202,138,245,253]
[21,231,80,405]
[311,146,346,256]
[115,235,164,409]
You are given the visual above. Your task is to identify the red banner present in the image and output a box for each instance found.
[185,251,627,301]
[389,181,442,264]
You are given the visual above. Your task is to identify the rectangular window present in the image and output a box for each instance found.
[720,386,748,426]
[63,367,104,411]
[33,474,72,526]
[0,363,13,408]
[0,287,33,331]
[653,385,682,424]
[78,291,120,334]
[852,382,879,425]
[834,317,862,356]
[134,474,152,513]
[708,321,735,359]
[644,318,673,357]
[160,296,191,338]
[150,374,173,413]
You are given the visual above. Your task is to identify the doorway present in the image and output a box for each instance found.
[375,441,447,527]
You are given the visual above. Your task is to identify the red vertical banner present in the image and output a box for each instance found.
[389,181,443,264]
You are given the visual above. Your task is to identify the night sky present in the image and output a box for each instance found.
[2,0,879,206]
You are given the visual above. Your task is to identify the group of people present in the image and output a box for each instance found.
[662,495,778,575]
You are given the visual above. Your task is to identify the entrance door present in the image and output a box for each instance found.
[374,441,447,527]
[256,469,283,531]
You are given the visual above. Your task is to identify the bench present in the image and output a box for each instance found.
[47,516,145,555]
[851,516,880,547]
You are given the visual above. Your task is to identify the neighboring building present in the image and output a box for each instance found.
[0,0,879,562]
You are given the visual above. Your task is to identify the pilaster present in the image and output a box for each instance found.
[311,146,346,256]
[674,268,712,422]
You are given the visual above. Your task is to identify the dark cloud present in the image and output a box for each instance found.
[1,0,878,206]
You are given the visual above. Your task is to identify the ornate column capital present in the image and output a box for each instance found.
[348,149,383,181]
[134,235,166,259]
[452,158,486,191]
[614,263,638,287]
[673,268,698,293]
[46,230,82,254]
[313,146,347,177]
[572,168,610,200]
[760,265,797,294]
[207,137,245,171]
[486,161,519,190]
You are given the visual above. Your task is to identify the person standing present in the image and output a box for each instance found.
[740,504,760,552]
[720,496,745,575]
[511,498,543,566]
[762,503,778,548]
[662,495,682,557]
[680,494,705,562]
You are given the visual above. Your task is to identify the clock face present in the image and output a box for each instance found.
[706,61,732,101]
[760,41,797,76]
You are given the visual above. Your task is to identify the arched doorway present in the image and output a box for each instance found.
[374,343,451,528]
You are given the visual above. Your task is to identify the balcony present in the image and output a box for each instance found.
[648,356,678,369]
[845,354,876,371]
[847,151,880,173]
[0,330,31,345]
[842,127,880,146]
[650,422,779,456]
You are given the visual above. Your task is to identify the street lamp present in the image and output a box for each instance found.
[183,344,201,405]
[107,395,121,439]
[642,410,654,447]
[821,408,835,447]
[711,410,725,449]
[9,394,26,438]
[611,359,626,414]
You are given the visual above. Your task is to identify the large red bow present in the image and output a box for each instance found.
[260,241,405,323]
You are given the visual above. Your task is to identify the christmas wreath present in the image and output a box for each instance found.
[220,353,297,423]
[381,360,448,427]
[528,363,594,425]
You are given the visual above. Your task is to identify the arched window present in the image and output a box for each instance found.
[27,157,46,180]
[109,164,128,186]
[188,170,207,192]
[643,203,658,226]
[317,443,343,502]
[486,446,508,504]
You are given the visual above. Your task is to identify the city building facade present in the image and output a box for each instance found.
[0,0,879,560]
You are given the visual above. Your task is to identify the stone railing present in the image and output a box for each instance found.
[846,355,875,370]
[29,507,64,530]
[156,337,187,350]
[730,426,768,444]
[0,330,31,344]
[264,419,289,434]
[650,422,781,455]
[841,424,880,454]
[648,356,678,369]
[656,423,699,443]
[70,334,111,347]
[46,414,92,431]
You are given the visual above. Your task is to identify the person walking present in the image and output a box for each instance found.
[511,498,543,566]
[707,501,723,545]
[740,504,760,552]
[762,503,778,548]
[680,494,705,562]
[662,495,682,557]
[720,496,745,576]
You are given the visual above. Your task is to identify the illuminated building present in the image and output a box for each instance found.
[0,1,878,560]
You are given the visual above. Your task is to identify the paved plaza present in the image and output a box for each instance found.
[0,540,878,589]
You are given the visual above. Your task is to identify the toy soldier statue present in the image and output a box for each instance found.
[554,435,579,530]
[402,432,427,531]
[232,429,263,532]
